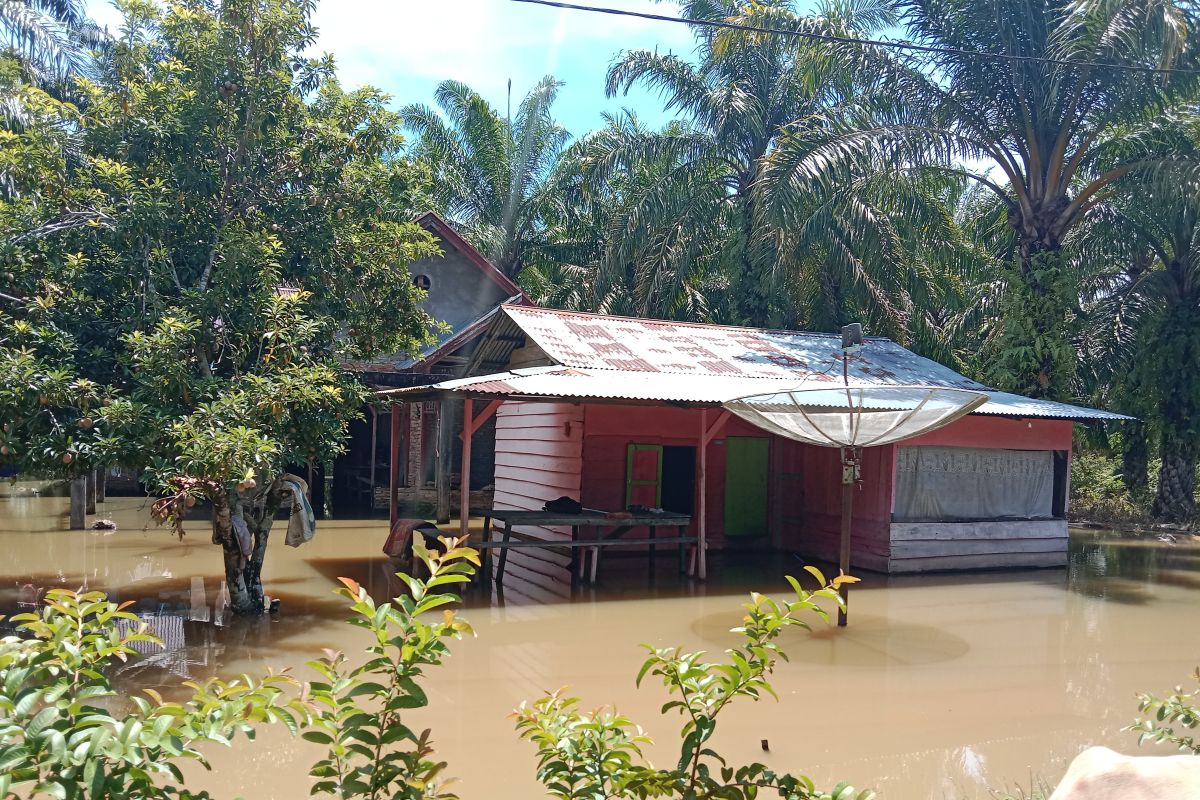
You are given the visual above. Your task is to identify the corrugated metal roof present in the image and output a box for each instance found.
[381,306,1130,422]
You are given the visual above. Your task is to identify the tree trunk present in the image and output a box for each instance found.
[1153,440,1195,523]
[735,191,771,328]
[212,481,285,615]
[1120,421,1148,495]
[991,244,1077,400]
[69,477,86,530]
[85,470,97,515]
[1151,303,1200,522]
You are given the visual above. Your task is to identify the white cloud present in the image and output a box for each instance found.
[310,0,693,101]
[85,0,698,133]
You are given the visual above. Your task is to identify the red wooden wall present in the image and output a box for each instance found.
[492,402,1077,580]
[901,415,1073,451]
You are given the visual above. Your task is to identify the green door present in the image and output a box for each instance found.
[724,437,769,538]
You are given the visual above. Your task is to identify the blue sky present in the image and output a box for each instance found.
[85,0,711,138]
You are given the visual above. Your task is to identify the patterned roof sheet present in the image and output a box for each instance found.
[380,306,1130,421]
[502,305,985,386]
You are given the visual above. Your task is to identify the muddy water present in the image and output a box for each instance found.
[2,488,1198,799]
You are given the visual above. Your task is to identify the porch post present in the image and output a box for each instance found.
[697,409,708,581]
[459,398,473,539]
[369,405,378,498]
[389,400,401,532]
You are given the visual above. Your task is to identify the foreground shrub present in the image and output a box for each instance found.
[513,567,872,800]
[303,539,479,799]
[0,590,308,799]
[1,544,868,800]
[1128,667,1200,754]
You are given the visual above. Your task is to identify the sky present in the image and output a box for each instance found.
[84,0,709,138]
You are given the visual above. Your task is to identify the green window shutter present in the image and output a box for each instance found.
[625,444,663,508]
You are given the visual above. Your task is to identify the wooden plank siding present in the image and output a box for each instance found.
[887,520,1068,572]
[491,401,584,601]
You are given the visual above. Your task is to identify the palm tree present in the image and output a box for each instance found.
[782,0,1200,398]
[600,0,902,329]
[1077,112,1200,521]
[1,0,103,88]
[525,111,730,320]
[401,77,569,279]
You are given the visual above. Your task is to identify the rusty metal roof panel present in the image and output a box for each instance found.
[378,308,1128,421]
[499,305,988,387]
[384,365,1128,421]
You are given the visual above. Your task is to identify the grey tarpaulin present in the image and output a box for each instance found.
[893,446,1054,522]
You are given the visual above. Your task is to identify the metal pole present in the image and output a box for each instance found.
[697,410,708,580]
[838,447,856,627]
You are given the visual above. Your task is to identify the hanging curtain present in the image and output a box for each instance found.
[893,446,1055,522]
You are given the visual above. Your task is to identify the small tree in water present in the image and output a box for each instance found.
[0,0,440,613]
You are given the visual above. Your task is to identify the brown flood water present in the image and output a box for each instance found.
[2,487,1198,799]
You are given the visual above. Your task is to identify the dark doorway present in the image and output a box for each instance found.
[661,446,696,515]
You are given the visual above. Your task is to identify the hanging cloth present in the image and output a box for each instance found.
[281,473,316,547]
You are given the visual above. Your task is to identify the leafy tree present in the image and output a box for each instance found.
[803,0,1200,398]
[1077,110,1200,521]
[0,0,439,613]
[401,76,569,279]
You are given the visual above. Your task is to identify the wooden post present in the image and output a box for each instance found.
[694,409,729,582]
[435,396,453,524]
[96,469,106,503]
[369,405,378,498]
[69,477,86,530]
[389,400,401,532]
[460,398,473,539]
[85,470,96,515]
[697,410,708,581]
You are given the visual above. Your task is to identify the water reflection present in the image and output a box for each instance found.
[2,490,1198,800]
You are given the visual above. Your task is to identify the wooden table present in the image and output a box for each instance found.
[477,509,693,589]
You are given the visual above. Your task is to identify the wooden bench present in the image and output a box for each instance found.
[477,509,694,589]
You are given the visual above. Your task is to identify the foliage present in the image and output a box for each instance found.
[0,0,440,607]
[304,537,479,800]
[575,0,965,332]
[513,567,871,800]
[1069,449,1157,524]
[1128,667,1200,754]
[0,588,309,799]
[784,0,1200,397]
[0,0,105,97]
[402,77,568,279]
[987,251,1079,400]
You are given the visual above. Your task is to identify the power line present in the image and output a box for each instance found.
[508,0,1200,77]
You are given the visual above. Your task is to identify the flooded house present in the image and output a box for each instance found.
[381,305,1126,592]
[332,212,529,516]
